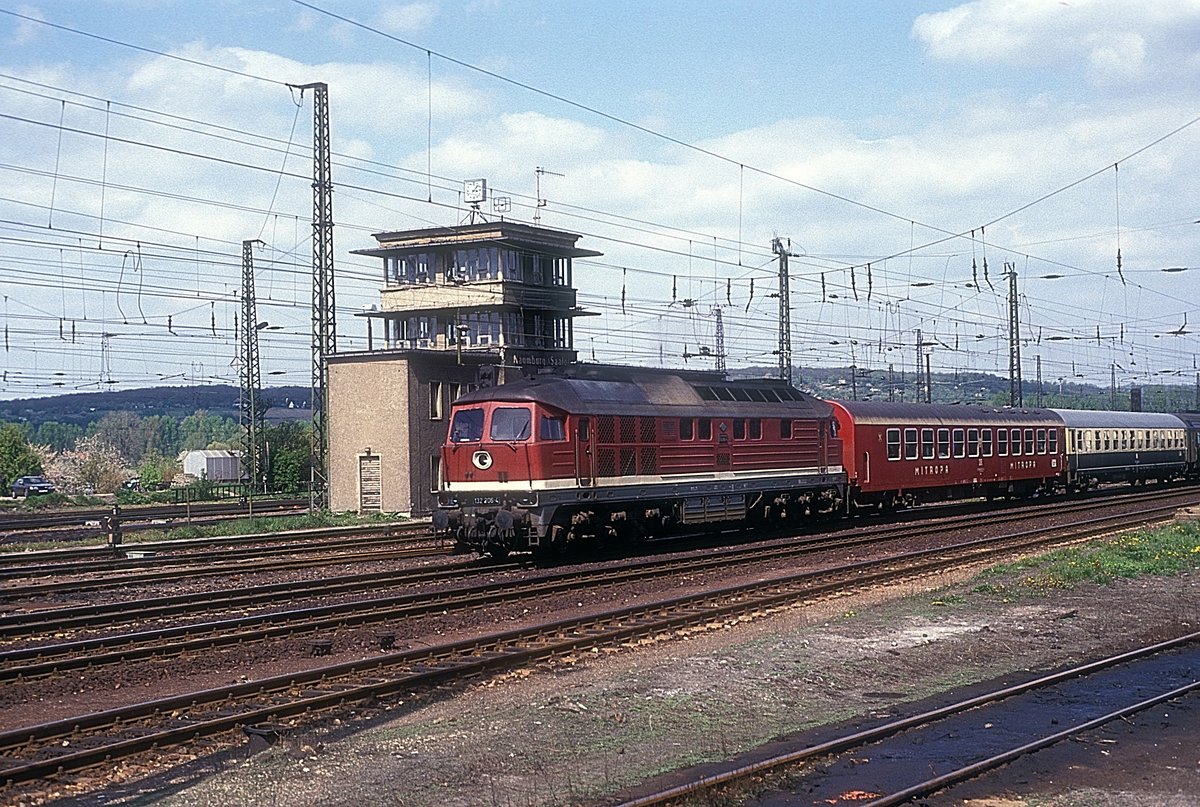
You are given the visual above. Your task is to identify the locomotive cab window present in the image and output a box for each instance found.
[540,416,566,441]
[921,428,934,459]
[490,407,532,441]
[449,408,484,443]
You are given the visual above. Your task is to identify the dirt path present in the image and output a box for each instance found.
[45,557,1186,807]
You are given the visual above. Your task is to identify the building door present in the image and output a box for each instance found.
[575,417,594,486]
[358,454,382,513]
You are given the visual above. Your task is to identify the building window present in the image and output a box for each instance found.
[904,428,918,460]
[429,381,443,420]
[429,454,442,494]
[886,428,901,460]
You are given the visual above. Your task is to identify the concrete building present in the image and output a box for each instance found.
[328,220,600,515]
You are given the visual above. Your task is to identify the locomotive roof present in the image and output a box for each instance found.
[452,371,832,417]
[829,400,1061,425]
[1047,409,1187,429]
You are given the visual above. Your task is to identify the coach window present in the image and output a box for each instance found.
[967,428,980,457]
[904,428,918,460]
[887,428,901,460]
[698,418,713,440]
[1011,428,1022,456]
[921,428,935,459]
[780,419,792,439]
[679,418,694,441]
[1048,429,1058,454]
[1022,428,1033,455]
[749,419,763,440]
[734,419,747,440]
[937,428,951,459]
[998,428,1009,456]
[952,428,965,458]
[540,415,566,441]
[1103,431,1110,451]
[490,407,532,441]
[1121,431,1128,450]
[1036,428,1047,454]
[982,428,993,457]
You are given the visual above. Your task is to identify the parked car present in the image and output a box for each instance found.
[11,476,55,498]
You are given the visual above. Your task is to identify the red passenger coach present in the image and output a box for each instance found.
[435,367,845,557]
[829,401,1064,510]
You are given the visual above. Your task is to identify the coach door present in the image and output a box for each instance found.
[575,417,595,486]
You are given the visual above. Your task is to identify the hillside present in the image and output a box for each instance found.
[0,385,311,427]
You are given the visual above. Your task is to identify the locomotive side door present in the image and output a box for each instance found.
[575,417,595,486]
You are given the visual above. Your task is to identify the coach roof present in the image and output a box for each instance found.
[831,400,1061,425]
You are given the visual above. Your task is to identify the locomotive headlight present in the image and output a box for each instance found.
[516,493,538,507]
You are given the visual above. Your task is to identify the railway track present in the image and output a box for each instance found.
[615,633,1200,806]
[0,521,436,593]
[0,495,1186,789]
[1,490,1194,677]
[0,497,308,536]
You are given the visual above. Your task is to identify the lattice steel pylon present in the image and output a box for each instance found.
[772,237,793,385]
[238,239,266,499]
[1006,264,1023,406]
[290,82,336,511]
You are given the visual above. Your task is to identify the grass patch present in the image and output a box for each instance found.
[975,521,1200,596]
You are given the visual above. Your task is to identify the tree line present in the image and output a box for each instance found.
[0,411,312,495]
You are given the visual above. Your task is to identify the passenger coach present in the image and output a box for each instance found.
[1051,409,1187,488]
[830,401,1064,510]
[433,368,845,556]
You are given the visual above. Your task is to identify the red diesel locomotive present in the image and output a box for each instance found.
[431,366,845,556]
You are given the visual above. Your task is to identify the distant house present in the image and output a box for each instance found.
[179,449,244,482]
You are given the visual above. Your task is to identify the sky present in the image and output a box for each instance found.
[0,0,1198,403]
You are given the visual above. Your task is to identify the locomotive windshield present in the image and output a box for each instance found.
[449,408,484,443]
[490,407,532,441]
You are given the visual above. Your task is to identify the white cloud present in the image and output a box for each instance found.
[376,3,438,34]
[912,0,1200,87]
[9,4,44,45]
